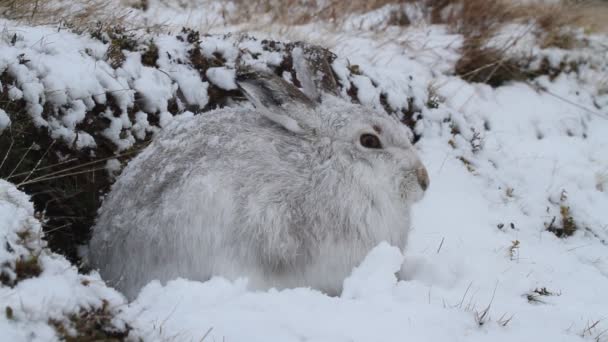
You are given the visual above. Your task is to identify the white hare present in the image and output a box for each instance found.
[89,70,429,299]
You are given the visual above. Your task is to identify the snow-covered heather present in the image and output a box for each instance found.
[1,0,608,341]
[0,180,129,341]
[0,20,346,156]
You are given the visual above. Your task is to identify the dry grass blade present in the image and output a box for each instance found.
[497,313,514,327]
[7,157,79,179]
[582,320,603,338]
[457,281,473,309]
[22,140,55,184]
[7,142,34,179]
[18,166,109,187]
[0,0,131,29]
[424,0,592,86]
[15,146,147,187]
[10,147,144,183]
[200,327,213,341]
[474,282,498,326]
[229,0,417,26]
[0,137,14,171]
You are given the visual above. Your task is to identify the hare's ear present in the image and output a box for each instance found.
[236,69,317,134]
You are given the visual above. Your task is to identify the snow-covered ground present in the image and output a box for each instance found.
[1,1,608,341]
[0,180,129,341]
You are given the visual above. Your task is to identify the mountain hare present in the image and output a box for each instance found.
[89,70,429,299]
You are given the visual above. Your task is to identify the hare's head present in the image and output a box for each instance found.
[237,70,429,204]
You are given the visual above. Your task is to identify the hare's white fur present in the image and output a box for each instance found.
[89,73,428,299]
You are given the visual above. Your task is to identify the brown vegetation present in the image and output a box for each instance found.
[49,300,130,341]
[225,0,599,86]
[230,0,411,25]
[429,0,589,85]
[0,0,129,28]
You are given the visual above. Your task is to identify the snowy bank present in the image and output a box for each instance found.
[0,180,129,341]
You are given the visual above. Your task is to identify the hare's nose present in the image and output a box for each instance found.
[416,166,429,191]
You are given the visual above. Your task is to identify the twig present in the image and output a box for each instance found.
[8,157,79,178]
[475,281,499,326]
[18,166,108,186]
[7,142,34,179]
[0,138,14,171]
[526,81,608,120]
[22,140,55,183]
[43,223,72,235]
[458,281,473,309]
[436,237,445,254]
[497,313,514,327]
[200,327,213,341]
[11,147,146,182]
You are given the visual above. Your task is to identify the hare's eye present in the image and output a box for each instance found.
[360,133,382,149]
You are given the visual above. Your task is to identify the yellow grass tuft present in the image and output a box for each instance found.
[0,0,130,29]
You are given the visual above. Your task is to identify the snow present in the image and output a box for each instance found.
[341,242,404,299]
[115,66,608,340]
[206,66,238,90]
[2,1,608,341]
[0,180,128,341]
[7,86,23,101]
[105,159,122,179]
[0,108,9,132]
